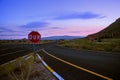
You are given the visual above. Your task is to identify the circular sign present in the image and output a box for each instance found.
[28,31,41,43]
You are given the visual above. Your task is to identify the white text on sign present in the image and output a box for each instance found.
[28,35,40,40]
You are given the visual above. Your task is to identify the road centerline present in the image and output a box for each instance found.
[42,49,113,80]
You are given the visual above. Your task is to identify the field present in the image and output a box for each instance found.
[59,38,120,52]
[0,40,54,44]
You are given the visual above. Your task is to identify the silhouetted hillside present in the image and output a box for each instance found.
[88,18,120,38]
[42,36,84,40]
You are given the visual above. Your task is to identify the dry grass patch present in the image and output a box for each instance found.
[59,38,120,52]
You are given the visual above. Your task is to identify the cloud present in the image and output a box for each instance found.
[20,21,49,28]
[0,27,13,33]
[0,27,27,33]
[0,27,28,39]
[49,27,63,29]
[70,31,81,33]
[54,12,105,20]
[0,34,25,36]
[0,21,49,39]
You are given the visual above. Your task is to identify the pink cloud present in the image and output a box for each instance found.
[40,25,105,37]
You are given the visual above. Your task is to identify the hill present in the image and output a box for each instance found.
[42,36,84,40]
[59,18,120,52]
[88,18,120,38]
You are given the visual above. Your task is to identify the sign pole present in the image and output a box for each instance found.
[28,31,41,62]
[33,44,36,62]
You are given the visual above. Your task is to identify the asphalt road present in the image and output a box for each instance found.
[0,42,120,80]
[0,44,33,64]
[0,43,53,64]
[37,42,120,80]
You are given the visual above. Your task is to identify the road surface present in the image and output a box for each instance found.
[0,42,120,80]
[0,44,32,64]
[38,42,120,80]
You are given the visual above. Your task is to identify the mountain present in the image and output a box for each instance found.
[88,18,120,38]
[42,36,84,40]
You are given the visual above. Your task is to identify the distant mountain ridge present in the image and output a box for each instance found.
[42,36,84,40]
[88,18,120,38]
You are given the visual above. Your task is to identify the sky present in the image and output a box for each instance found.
[0,0,120,39]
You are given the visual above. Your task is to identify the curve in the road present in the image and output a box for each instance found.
[36,53,64,80]
[42,49,113,80]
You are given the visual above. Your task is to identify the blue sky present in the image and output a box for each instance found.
[0,0,120,39]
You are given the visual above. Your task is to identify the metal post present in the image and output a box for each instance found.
[33,44,36,62]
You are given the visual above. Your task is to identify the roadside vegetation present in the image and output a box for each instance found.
[59,38,120,52]
[40,40,54,44]
[0,40,53,44]
[0,54,57,80]
[0,55,34,80]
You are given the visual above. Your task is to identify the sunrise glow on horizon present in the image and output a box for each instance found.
[0,0,120,39]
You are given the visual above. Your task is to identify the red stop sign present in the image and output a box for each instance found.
[28,31,41,43]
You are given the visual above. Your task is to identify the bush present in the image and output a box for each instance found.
[59,38,120,52]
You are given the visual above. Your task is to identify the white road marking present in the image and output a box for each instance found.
[42,49,113,80]
[36,54,64,80]
[1,54,32,65]
[10,59,16,63]
[25,56,31,60]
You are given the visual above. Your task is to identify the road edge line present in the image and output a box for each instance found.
[36,53,64,80]
[1,53,33,65]
[42,49,113,80]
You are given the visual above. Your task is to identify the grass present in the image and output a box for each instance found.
[0,40,54,44]
[59,38,120,52]
[0,54,34,80]
[40,40,54,44]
